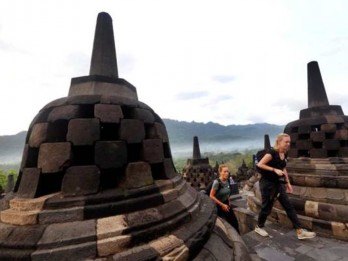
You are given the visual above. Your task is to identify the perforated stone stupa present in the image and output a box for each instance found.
[182,136,214,190]
[0,12,251,260]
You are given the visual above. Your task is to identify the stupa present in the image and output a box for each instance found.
[0,12,251,260]
[182,136,214,190]
[247,62,348,241]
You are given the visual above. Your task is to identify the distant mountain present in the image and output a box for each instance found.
[0,131,26,164]
[0,120,284,164]
[163,119,284,157]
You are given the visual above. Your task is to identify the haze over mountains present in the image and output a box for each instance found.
[0,119,284,164]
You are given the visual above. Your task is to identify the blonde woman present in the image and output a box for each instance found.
[210,164,240,233]
[255,133,316,240]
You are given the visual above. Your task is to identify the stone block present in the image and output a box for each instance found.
[62,166,100,196]
[296,140,311,150]
[338,148,348,157]
[318,202,337,221]
[37,219,96,248]
[321,123,336,133]
[97,235,131,257]
[47,105,82,122]
[29,123,49,147]
[331,221,348,239]
[95,141,127,168]
[309,148,327,158]
[163,158,178,179]
[149,235,184,256]
[119,119,145,143]
[32,241,97,261]
[17,168,41,198]
[305,176,321,187]
[325,115,345,124]
[120,162,154,189]
[143,139,164,163]
[310,131,325,142]
[0,209,39,225]
[5,225,45,248]
[323,139,340,150]
[38,142,72,173]
[97,215,128,240]
[111,244,159,260]
[298,125,311,134]
[131,108,155,123]
[327,188,345,201]
[94,104,123,123]
[38,207,84,224]
[147,122,169,142]
[127,208,162,228]
[335,129,348,140]
[67,118,100,145]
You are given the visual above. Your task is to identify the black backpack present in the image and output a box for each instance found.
[203,178,222,195]
[255,147,273,173]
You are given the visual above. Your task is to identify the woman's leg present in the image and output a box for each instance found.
[257,179,277,227]
[216,203,240,233]
[277,185,301,229]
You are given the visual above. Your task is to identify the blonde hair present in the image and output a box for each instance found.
[218,164,228,174]
[273,133,290,151]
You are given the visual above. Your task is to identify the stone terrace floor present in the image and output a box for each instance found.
[242,222,348,261]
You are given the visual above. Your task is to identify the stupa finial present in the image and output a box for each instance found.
[307,61,329,108]
[89,12,118,78]
[193,136,201,159]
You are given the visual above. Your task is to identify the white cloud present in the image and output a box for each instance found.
[1,0,348,135]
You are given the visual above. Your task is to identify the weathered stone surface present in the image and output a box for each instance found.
[331,221,348,239]
[38,207,85,224]
[67,118,100,145]
[17,168,41,198]
[4,225,46,248]
[119,119,145,143]
[94,104,123,123]
[143,139,164,164]
[62,166,100,196]
[148,122,169,142]
[97,215,128,240]
[95,141,127,168]
[38,142,72,173]
[132,108,155,123]
[163,158,178,179]
[37,219,96,248]
[29,123,49,147]
[310,131,325,142]
[47,105,82,122]
[120,162,154,189]
[0,208,39,225]
[149,235,184,256]
[127,208,162,228]
[32,241,97,261]
[97,235,131,257]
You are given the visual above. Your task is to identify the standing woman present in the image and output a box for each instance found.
[210,164,240,233]
[255,133,316,240]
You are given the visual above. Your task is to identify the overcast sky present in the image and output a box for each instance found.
[1,0,348,136]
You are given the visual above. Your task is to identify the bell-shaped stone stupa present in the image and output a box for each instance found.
[0,12,251,260]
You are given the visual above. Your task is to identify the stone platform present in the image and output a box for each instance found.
[242,222,348,261]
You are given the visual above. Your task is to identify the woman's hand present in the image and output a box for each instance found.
[221,203,230,212]
[286,183,293,193]
[274,168,284,177]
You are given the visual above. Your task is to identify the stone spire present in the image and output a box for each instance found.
[307,61,329,108]
[89,12,118,78]
[68,12,137,99]
[192,136,201,159]
[264,134,271,149]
